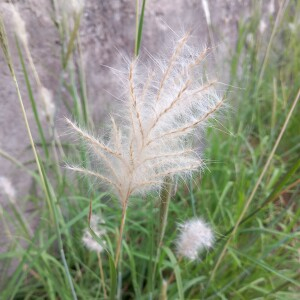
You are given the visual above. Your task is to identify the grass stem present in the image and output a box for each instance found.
[114,201,128,267]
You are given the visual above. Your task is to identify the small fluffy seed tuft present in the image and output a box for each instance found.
[0,176,16,200]
[61,0,84,16]
[82,215,106,253]
[176,218,214,260]
[39,87,55,123]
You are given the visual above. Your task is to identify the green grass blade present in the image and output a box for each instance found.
[123,242,141,299]
[134,0,146,56]
[63,14,81,69]
[109,254,117,300]
[16,37,50,159]
[232,248,300,288]
[220,157,300,239]
[163,246,184,300]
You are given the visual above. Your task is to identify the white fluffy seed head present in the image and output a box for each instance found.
[10,4,28,46]
[259,20,267,34]
[176,218,214,260]
[61,0,84,17]
[0,176,16,201]
[67,34,224,205]
[82,215,106,253]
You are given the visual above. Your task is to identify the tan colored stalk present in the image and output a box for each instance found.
[159,280,168,300]
[97,252,107,299]
[114,199,129,267]
[152,178,173,281]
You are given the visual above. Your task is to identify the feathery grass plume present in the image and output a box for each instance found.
[67,33,224,265]
[60,0,84,17]
[0,176,34,237]
[176,218,214,260]
[39,87,56,124]
[67,34,223,204]
[82,215,106,253]
[10,4,28,47]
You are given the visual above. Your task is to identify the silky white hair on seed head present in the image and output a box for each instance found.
[67,33,224,206]
[176,218,214,260]
[10,4,28,46]
[82,215,106,253]
[61,0,84,16]
[39,87,55,123]
[0,176,16,200]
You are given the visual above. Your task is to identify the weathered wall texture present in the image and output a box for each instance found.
[0,0,276,277]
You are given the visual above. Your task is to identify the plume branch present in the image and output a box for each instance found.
[129,62,145,143]
[137,149,196,167]
[152,164,201,178]
[67,165,120,192]
[156,33,190,102]
[148,96,224,145]
[66,118,121,158]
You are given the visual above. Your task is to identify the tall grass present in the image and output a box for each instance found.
[0,1,299,299]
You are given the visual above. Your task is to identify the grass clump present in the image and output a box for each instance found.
[0,1,299,299]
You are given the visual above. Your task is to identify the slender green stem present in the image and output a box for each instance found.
[134,0,146,56]
[12,72,54,220]
[134,0,139,56]
[152,178,172,285]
